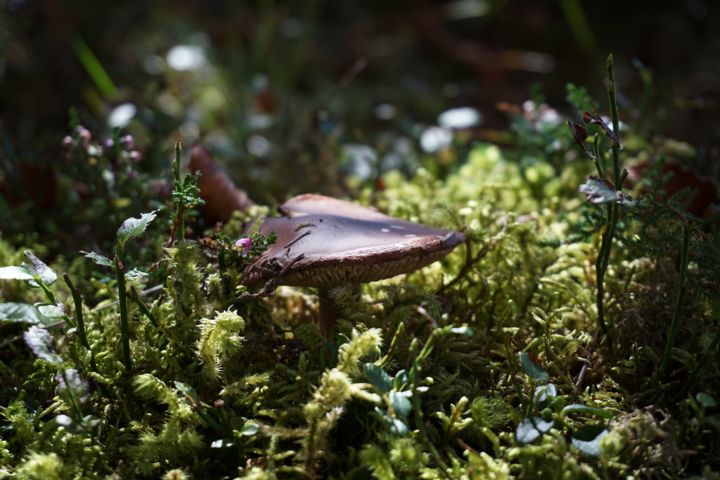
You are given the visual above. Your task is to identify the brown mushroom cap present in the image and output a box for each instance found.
[242,195,464,288]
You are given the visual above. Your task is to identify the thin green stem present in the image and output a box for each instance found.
[408,331,451,478]
[114,245,132,372]
[61,370,85,422]
[173,141,185,244]
[606,54,622,187]
[660,223,691,375]
[592,134,603,177]
[593,54,624,344]
[63,273,98,372]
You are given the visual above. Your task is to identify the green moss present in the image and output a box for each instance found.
[0,135,718,479]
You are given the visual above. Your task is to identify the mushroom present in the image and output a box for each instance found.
[242,194,464,334]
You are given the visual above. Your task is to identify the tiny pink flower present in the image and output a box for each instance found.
[76,125,92,143]
[121,134,135,149]
[234,237,253,256]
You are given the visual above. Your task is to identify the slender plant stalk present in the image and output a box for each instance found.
[172,141,185,244]
[607,54,622,186]
[593,54,624,340]
[408,332,451,479]
[63,273,98,372]
[660,223,691,374]
[61,370,85,422]
[114,246,132,371]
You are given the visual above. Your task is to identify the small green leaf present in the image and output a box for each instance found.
[390,391,412,417]
[579,176,636,206]
[393,369,409,391]
[364,363,392,393]
[451,325,474,336]
[239,420,259,436]
[562,404,614,419]
[125,269,148,282]
[82,251,114,268]
[696,393,717,409]
[117,211,157,246]
[534,383,557,405]
[387,417,408,435]
[516,416,554,444]
[56,414,73,427]
[520,352,549,382]
[24,251,57,285]
[0,266,34,281]
[36,303,65,319]
[0,302,53,325]
[571,425,609,457]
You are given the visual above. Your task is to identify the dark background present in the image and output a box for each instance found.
[1,0,718,201]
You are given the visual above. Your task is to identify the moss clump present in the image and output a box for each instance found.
[0,136,718,479]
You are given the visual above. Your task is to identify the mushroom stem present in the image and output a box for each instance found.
[317,285,360,335]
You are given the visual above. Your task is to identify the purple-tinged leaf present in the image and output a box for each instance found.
[23,325,62,363]
[567,121,594,159]
[579,176,637,206]
[583,111,617,144]
[23,251,57,285]
[56,368,89,402]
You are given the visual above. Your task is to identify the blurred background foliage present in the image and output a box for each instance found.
[0,0,718,247]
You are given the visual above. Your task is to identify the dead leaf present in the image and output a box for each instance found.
[188,145,254,224]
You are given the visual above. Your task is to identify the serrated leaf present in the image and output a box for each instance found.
[519,352,549,382]
[0,266,34,281]
[562,404,614,419]
[0,302,53,325]
[117,210,157,245]
[571,425,609,457]
[36,303,65,318]
[579,176,636,206]
[82,251,114,268]
[390,391,412,417]
[534,383,557,405]
[364,363,392,393]
[23,251,57,285]
[125,269,148,282]
[516,416,554,444]
[23,325,62,363]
